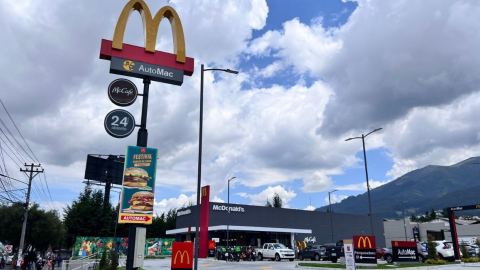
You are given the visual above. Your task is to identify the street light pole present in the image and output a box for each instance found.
[227,176,235,249]
[194,65,238,270]
[345,127,382,236]
[328,190,338,242]
[401,200,408,241]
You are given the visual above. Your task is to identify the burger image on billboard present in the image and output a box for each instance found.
[123,167,151,187]
[128,191,154,211]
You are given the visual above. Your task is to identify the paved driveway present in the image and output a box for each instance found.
[143,258,480,270]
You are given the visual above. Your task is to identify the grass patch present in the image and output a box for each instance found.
[297,262,451,269]
[118,267,144,270]
[145,256,168,259]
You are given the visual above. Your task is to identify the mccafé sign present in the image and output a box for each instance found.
[100,0,194,85]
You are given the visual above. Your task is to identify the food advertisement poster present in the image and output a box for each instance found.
[118,146,158,224]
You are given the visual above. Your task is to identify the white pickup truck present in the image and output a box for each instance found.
[257,243,295,261]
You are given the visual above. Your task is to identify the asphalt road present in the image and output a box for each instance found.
[142,258,480,270]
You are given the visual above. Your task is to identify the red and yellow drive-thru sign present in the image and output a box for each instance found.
[100,0,194,79]
[171,242,193,270]
[208,241,215,250]
[354,235,375,249]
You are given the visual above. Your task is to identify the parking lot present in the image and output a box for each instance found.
[142,258,480,269]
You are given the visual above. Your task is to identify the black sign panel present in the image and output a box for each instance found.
[108,78,138,107]
[84,155,125,185]
[354,249,376,265]
[353,235,377,266]
[208,249,215,257]
[393,247,418,262]
[110,57,184,86]
[392,241,418,263]
[104,109,135,138]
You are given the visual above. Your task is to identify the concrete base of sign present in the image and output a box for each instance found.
[339,256,346,264]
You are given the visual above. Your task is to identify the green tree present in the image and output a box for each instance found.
[440,208,448,218]
[430,208,437,220]
[108,249,118,270]
[0,202,64,253]
[460,241,470,259]
[427,234,438,260]
[98,250,108,270]
[272,193,282,208]
[63,187,118,248]
[265,199,272,207]
[410,213,417,222]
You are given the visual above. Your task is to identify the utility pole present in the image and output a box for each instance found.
[18,163,43,261]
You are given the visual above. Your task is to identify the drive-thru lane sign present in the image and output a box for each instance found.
[353,235,377,266]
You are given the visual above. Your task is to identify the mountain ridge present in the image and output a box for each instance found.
[316,156,480,218]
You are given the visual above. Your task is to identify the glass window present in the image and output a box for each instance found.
[274,244,287,249]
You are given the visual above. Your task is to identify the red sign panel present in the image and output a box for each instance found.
[353,235,376,249]
[171,242,193,270]
[392,241,417,248]
[208,241,216,250]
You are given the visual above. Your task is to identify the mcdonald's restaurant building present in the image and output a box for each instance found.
[166,186,385,256]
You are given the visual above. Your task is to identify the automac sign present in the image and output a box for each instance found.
[212,204,245,213]
[177,209,191,216]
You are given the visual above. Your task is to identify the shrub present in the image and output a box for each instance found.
[425,259,446,264]
[109,250,118,270]
[460,242,470,259]
[461,258,480,263]
[426,235,438,260]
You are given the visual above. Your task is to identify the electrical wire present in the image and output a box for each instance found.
[0,99,39,163]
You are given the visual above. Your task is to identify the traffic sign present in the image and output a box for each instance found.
[104,109,136,138]
[108,78,138,107]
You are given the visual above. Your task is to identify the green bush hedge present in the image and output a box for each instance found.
[462,258,480,263]
[425,259,446,264]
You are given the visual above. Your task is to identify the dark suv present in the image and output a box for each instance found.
[298,245,327,261]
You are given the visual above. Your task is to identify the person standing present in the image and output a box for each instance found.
[0,257,5,269]
[51,258,54,270]
[57,258,62,268]
[46,259,51,270]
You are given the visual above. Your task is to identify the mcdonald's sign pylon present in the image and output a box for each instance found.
[353,235,377,266]
[171,242,194,270]
[100,0,194,85]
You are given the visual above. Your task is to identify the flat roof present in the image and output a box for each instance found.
[166,225,312,235]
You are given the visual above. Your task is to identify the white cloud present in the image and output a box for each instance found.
[301,171,333,193]
[154,194,196,215]
[304,205,315,211]
[237,185,296,207]
[324,194,348,204]
[335,179,391,191]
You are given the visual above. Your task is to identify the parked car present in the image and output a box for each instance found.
[298,245,327,261]
[323,240,344,263]
[376,248,387,259]
[257,243,295,261]
[433,241,457,261]
[382,243,428,263]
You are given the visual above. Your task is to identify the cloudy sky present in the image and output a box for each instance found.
[1,0,479,215]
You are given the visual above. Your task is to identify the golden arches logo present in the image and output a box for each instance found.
[123,60,135,71]
[476,204,480,209]
[357,237,372,248]
[394,241,398,247]
[201,187,207,197]
[113,0,186,63]
[173,250,190,264]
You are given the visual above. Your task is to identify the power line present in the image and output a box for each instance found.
[0,120,32,163]
[0,99,39,163]
[0,173,28,185]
